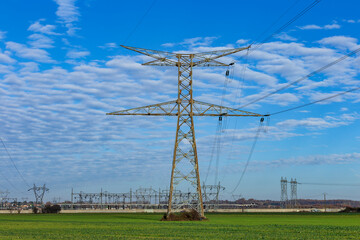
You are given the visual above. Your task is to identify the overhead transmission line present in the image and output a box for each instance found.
[239,46,360,109]
[251,0,302,45]
[199,0,320,192]
[230,86,360,192]
[231,117,265,193]
[204,63,235,185]
[0,167,21,192]
[300,182,360,187]
[270,86,360,116]
[223,0,321,189]
[229,0,323,111]
[250,0,322,50]
[0,137,31,189]
[229,0,323,109]
[124,0,157,44]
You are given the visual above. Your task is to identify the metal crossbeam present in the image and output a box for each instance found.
[121,45,251,67]
[107,100,262,117]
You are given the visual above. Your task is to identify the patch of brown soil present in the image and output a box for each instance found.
[161,209,206,221]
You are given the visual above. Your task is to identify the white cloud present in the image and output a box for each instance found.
[66,50,90,58]
[161,42,175,48]
[268,93,300,106]
[54,0,80,35]
[0,49,16,64]
[28,34,54,49]
[161,37,218,49]
[5,41,54,63]
[236,39,249,45]
[267,152,360,166]
[299,22,341,30]
[99,42,119,49]
[28,20,59,35]
[276,113,359,130]
[183,37,218,47]
[0,30,6,40]
[236,66,279,86]
[324,23,341,29]
[19,62,39,73]
[275,33,297,41]
[318,36,359,50]
[299,24,322,30]
[345,19,356,23]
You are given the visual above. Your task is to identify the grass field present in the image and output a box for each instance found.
[0,212,360,239]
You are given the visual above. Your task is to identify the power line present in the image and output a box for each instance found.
[205,65,233,185]
[251,0,302,45]
[0,169,20,192]
[270,86,360,116]
[250,0,322,51]
[239,46,360,109]
[231,117,265,193]
[300,182,360,187]
[0,137,31,188]
[204,120,222,183]
[124,0,157,44]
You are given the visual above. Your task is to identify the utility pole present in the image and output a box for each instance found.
[323,192,327,212]
[107,45,262,218]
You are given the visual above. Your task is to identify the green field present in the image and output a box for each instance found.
[0,212,360,239]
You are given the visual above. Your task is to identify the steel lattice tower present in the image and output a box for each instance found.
[28,184,49,204]
[280,177,288,208]
[107,45,263,217]
[290,178,297,207]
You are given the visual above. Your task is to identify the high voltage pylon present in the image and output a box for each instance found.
[107,45,263,217]
[280,177,288,208]
[28,184,49,204]
[290,178,298,207]
[280,177,298,208]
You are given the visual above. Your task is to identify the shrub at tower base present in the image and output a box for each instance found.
[161,209,206,221]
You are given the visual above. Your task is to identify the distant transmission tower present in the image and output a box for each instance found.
[28,184,49,204]
[107,45,263,217]
[202,182,225,210]
[290,178,298,208]
[280,177,288,208]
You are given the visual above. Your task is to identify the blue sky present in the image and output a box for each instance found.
[0,0,359,202]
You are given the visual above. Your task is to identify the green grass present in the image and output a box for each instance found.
[0,212,360,239]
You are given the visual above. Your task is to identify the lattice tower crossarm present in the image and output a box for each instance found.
[107,45,263,218]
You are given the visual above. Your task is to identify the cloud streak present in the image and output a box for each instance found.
[54,0,80,35]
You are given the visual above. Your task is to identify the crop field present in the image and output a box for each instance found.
[0,212,360,239]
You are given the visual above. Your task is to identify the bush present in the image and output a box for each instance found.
[32,207,39,214]
[339,207,360,213]
[42,204,61,214]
